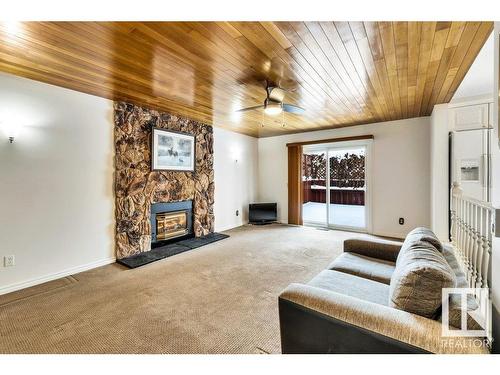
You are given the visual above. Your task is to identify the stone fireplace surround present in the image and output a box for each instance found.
[114,102,214,259]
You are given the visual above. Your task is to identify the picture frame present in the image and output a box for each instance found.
[151,127,195,172]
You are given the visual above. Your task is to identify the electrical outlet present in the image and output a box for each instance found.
[4,255,15,267]
[236,210,239,216]
[399,217,405,225]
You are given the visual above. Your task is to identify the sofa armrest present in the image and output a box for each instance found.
[279,283,488,354]
[343,238,403,262]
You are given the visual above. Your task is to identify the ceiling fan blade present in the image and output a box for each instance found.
[236,105,265,112]
[268,87,286,102]
[283,103,305,114]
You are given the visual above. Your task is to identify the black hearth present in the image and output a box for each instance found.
[117,199,230,269]
[150,200,194,248]
[116,232,230,269]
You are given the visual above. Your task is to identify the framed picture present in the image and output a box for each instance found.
[151,128,195,172]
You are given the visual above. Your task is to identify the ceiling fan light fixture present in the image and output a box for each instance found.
[264,102,282,116]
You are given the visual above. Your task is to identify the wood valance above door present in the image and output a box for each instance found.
[286,134,374,148]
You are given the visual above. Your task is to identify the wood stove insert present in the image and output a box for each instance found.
[150,200,193,247]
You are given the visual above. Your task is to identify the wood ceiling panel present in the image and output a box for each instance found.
[0,21,492,137]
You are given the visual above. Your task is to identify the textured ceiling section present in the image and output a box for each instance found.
[0,22,492,137]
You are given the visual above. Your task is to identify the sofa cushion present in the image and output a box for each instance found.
[406,227,443,251]
[389,241,456,318]
[343,238,403,262]
[328,253,396,285]
[396,227,443,267]
[441,245,482,330]
[308,270,390,306]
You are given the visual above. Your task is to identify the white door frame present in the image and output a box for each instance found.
[303,139,373,234]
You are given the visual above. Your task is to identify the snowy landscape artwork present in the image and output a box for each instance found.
[152,128,195,171]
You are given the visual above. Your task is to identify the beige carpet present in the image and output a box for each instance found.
[0,224,368,354]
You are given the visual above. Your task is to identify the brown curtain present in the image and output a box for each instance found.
[287,145,303,225]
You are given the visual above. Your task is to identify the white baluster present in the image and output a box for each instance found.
[465,200,473,285]
[449,191,493,291]
[458,198,463,258]
[451,201,456,246]
[476,206,485,288]
[462,198,467,265]
[482,209,491,290]
[471,204,479,289]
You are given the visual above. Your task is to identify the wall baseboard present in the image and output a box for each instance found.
[215,221,248,233]
[0,257,116,296]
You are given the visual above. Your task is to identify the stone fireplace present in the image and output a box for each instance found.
[150,200,193,246]
[114,102,214,259]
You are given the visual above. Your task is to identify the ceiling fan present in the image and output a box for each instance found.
[236,81,305,116]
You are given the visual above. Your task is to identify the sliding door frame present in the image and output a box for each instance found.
[302,139,373,234]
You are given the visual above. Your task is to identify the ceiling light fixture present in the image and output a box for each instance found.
[264,102,282,116]
[3,21,22,37]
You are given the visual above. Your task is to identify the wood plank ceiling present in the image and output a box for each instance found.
[0,22,492,137]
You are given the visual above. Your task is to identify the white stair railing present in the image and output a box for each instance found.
[450,182,493,290]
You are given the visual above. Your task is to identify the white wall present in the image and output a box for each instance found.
[0,73,261,294]
[0,72,115,294]
[430,104,450,241]
[491,22,500,308]
[213,127,259,232]
[453,33,494,100]
[258,117,431,239]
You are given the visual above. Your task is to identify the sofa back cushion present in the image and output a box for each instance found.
[389,241,456,318]
[396,227,442,267]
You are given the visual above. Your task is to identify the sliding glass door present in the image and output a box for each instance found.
[302,143,369,232]
[302,150,327,225]
[328,146,366,230]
